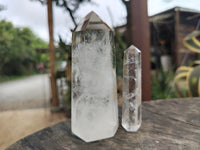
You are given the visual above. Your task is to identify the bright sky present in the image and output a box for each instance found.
[0,0,200,43]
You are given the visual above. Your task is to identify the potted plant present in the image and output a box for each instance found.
[159,40,172,72]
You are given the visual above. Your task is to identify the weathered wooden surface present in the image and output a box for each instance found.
[7,98,200,150]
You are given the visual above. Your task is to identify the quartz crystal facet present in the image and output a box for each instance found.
[71,11,118,142]
[122,45,142,132]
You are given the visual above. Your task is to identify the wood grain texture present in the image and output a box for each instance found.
[7,98,200,150]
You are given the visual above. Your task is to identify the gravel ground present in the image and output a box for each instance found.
[0,108,67,149]
[0,74,51,111]
[0,74,68,149]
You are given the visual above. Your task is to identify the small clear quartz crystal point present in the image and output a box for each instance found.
[122,45,142,132]
[71,11,118,142]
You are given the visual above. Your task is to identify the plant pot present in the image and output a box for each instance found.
[161,55,172,72]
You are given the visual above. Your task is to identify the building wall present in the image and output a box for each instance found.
[150,9,200,68]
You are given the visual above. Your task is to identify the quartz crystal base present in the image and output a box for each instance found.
[122,105,141,132]
[122,45,142,132]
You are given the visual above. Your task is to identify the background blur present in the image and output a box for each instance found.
[0,0,200,149]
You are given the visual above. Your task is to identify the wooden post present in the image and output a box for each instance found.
[175,9,180,66]
[47,0,58,107]
[127,0,151,101]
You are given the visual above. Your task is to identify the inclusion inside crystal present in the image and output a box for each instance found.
[122,45,142,132]
[71,11,118,142]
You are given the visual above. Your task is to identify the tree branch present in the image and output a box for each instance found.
[32,0,92,27]
[62,1,77,26]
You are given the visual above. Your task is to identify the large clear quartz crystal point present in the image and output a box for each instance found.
[122,45,142,132]
[71,11,118,142]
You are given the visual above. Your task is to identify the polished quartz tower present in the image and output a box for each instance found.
[71,11,118,142]
[122,45,142,132]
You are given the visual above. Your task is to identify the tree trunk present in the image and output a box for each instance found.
[47,0,58,107]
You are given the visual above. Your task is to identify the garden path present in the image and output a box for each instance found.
[0,74,51,111]
[0,74,67,149]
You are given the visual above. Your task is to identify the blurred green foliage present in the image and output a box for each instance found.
[188,66,200,97]
[0,19,48,76]
[115,30,126,77]
[151,68,177,100]
[57,36,71,107]
[174,65,200,97]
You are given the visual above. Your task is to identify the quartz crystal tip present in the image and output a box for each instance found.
[75,11,111,32]
[124,45,140,54]
[122,44,142,132]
